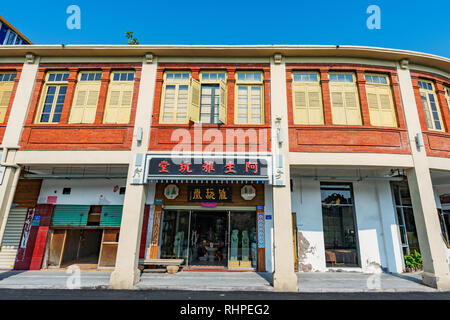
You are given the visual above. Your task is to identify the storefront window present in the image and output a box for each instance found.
[229,211,258,268]
[391,182,420,255]
[321,183,360,267]
[159,210,190,263]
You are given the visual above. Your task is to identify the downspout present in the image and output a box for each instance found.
[0,147,22,245]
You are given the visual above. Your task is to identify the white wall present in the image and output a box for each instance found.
[291,178,326,272]
[291,178,403,273]
[37,179,126,205]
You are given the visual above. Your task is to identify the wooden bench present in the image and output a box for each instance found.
[140,259,184,273]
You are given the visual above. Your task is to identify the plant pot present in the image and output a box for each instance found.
[167,266,179,274]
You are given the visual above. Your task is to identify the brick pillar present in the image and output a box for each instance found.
[226,69,235,124]
[390,73,406,128]
[319,68,333,125]
[356,70,371,126]
[94,68,111,124]
[59,68,78,124]
[434,81,450,132]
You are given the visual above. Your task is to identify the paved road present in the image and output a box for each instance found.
[0,289,449,300]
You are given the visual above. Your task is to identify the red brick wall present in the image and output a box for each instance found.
[286,63,410,154]
[410,70,450,158]
[20,63,141,150]
[0,64,22,143]
[149,63,272,152]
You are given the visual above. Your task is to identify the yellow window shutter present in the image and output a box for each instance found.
[366,84,397,127]
[70,82,100,124]
[188,78,201,122]
[344,90,362,125]
[0,82,13,123]
[104,87,121,124]
[84,89,99,123]
[293,85,307,124]
[330,88,346,125]
[307,86,324,125]
[218,79,227,124]
[116,85,133,124]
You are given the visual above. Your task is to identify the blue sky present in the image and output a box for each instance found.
[2,0,450,57]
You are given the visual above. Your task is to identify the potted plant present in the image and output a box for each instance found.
[403,250,423,272]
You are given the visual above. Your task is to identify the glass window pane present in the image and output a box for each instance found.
[120,73,127,81]
[321,183,359,267]
[113,73,120,81]
[160,210,190,263]
[229,211,258,269]
[48,74,55,82]
[95,73,102,81]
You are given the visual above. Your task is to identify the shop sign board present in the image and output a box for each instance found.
[187,186,232,203]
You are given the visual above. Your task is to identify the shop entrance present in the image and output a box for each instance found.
[159,209,258,269]
[189,211,227,267]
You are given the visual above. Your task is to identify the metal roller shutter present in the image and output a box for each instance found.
[51,205,90,226]
[0,208,28,269]
[100,205,123,226]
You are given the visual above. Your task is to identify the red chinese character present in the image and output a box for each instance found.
[245,161,258,174]
[158,160,170,173]
[179,161,192,173]
[202,161,215,174]
[224,161,236,174]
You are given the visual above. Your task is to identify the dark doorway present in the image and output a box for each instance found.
[60,229,103,268]
[189,211,227,266]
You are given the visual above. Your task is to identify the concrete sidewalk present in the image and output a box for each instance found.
[135,272,273,291]
[0,269,439,292]
[0,270,111,289]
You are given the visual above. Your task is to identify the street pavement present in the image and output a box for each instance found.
[0,269,443,293]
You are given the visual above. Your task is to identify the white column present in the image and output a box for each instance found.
[109,55,158,289]
[0,55,39,243]
[397,64,450,289]
[270,54,298,291]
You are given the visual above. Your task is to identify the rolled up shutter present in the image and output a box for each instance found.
[100,205,123,226]
[0,208,28,269]
[51,205,90,226]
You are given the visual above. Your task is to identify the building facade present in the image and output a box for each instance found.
[0,45,448,291]
[0,15,32,46]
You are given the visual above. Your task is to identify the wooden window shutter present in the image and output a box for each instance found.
[0,82,14,123]
[188,78,201,122]
[293,83,324,125]
[218,79,227,124]
[69,82,100,124]
[366,84,397,127]
[104,82,134,124]
[116,85,133,124]
[330,83,362,125]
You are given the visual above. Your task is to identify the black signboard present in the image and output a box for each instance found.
[147,157,267,177]
[187,186,232,202]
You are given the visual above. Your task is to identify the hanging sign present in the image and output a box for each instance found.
[146,156,269,179]
[187,186,232,203]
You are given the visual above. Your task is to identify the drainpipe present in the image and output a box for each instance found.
[0,147,22,245]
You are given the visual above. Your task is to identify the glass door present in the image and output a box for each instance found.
[188,211,227,266]
[228,211,258,269]
[159,210,190,265]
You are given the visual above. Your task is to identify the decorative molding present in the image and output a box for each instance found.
[25,53,35,64]
[274,53,282,65]
[400,59,409,69]
[145,53,154,64]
